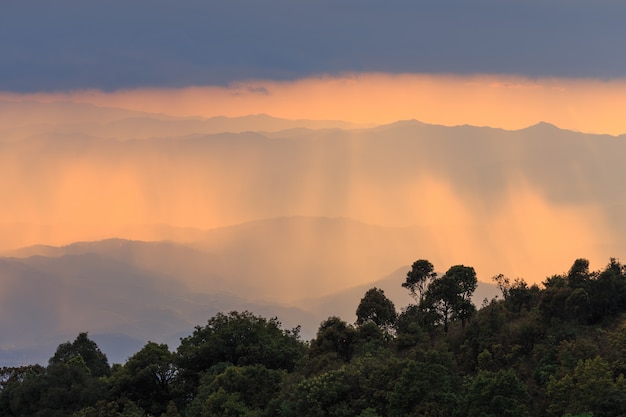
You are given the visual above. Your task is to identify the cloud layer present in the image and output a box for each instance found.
[2,1,626,91]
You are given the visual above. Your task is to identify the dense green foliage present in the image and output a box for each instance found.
[3,258,626,416]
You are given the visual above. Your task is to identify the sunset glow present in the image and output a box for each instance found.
[5,0,626,372]
[3,74,626,135]
[0,92,622,289]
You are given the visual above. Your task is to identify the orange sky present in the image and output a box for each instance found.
[1,72,624,287]
[2,73,626,135]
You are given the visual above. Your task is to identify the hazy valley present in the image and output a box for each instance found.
[0,219,500,365]
[1,101,625,365]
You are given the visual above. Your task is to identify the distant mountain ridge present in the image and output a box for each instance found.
[0,101,366,143]
[0,245,320,366]
[4,217,439,301]
[0,218,500,366]
[1,101,624,368]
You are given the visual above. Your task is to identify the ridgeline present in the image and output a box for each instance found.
[2,257,626,417]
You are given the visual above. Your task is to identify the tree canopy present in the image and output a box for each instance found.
[402,259,436,303]
[355,287,397,332]
[3,258,626,417]
[49,332,110,377]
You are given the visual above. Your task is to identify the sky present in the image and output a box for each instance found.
[2,0,626,285]
[2,1,626,133]
[3,0,626,91]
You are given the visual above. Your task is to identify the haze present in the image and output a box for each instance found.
[3,0,626,364]
[1,96,623,291]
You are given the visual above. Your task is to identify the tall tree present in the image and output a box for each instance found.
[355,287,397,333]
[568,258,592,289]
[424,274,457,334]
[403,259,436,303]
[49,332,110,377]
[447,265,478,328]
[424,265,478,333]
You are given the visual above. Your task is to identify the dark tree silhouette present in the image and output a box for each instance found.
[355,287,397,332]
[403,259,436,303]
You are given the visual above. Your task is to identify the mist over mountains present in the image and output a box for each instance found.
[0,229,497,366]
[1,101,624,365]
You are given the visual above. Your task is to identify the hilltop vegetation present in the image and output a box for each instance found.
[3,257,626,417]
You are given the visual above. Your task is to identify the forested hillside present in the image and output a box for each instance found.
[2,257,626,416]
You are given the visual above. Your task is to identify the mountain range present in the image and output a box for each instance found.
[1,101,624,365]
[0,223,500,366]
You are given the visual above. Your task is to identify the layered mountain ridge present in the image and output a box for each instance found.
[0,101,624,365]
[0,220,501,365]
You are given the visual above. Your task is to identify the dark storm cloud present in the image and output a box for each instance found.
[2,0,625,92]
